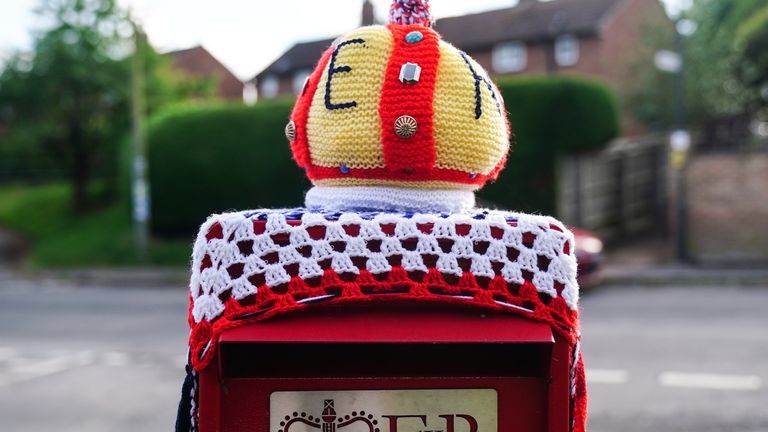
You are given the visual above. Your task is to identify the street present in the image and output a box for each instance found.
[581,286,768,432]
[0,270,766,432]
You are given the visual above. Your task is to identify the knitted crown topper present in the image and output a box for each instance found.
[286,0,510,196]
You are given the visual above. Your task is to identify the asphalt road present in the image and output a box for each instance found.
[0,269,766,432]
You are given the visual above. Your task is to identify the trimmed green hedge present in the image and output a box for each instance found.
[146,77,618,236]
[479,76,620,213]
[147,100,309,236]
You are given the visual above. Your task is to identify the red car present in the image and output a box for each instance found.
[572,228,604,288]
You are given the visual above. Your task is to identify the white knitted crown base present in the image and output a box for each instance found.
[305,186,476,213]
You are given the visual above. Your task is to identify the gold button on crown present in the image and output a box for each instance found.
[394,115,417,138]
[285,120,296,143]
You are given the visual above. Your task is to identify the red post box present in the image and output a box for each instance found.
[197,306,572,432]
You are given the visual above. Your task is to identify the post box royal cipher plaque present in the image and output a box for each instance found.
[270,389,497,432]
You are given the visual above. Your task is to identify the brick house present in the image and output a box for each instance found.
[166,45,244,101]
[253,0,669,105]
[253,0,377,99]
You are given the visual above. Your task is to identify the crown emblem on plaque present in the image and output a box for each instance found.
[279,400,380,432]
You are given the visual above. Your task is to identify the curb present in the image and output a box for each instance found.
[22,267,189,289]
[600,266,768,287]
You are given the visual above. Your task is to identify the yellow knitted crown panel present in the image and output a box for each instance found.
[433,41,509,175]
[306,26,393,169]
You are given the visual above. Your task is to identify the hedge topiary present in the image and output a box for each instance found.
[147,100,309,236]
[479,76,620,214]
[146,77,618,236]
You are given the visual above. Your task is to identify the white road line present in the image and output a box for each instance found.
[0,351,95,388]
[587,368,629,384]
[659,372,763,391]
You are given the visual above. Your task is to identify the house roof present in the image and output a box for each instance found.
[255,38,336,80]
[435,0,624,50]
[166,45,244,100]
[254,0,625,81]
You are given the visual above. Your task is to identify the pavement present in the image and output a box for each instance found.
[600,236,768,286]
[1,265,767,432]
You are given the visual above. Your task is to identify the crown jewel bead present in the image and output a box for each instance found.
[399,63,422,84]
[394,115,418,138]
[405,31,424,43]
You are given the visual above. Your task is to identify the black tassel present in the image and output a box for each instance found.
[175,362,196,432]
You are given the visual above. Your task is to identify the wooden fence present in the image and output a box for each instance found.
[556,136,669,240]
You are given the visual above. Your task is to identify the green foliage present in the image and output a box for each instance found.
[479,77,619,213]
[0,0,217,208]
[625,21,678,130]
[146,79,616,233]
[147,99,310,236]
[629,0,768,127]
[735,5,768,103]
[0,0,133,211]
[0,183,190,267]
[683,0,761,116]
[0,126,66,181]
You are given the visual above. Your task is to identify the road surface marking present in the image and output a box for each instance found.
[659,372,763,391]
[587,369,629,384]
[0,351,94,388]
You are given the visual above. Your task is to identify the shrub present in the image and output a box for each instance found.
[479,76,620,214]
[147,100,309,236]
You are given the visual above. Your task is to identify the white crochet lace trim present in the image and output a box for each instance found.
[305,186,476,213]
[190,210,579,323]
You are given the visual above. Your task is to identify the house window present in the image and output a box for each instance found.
[260,75,279,99]
[292,70,312,95]
[555,35,579,67]
[492,41,527,73]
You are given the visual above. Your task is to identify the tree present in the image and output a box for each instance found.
[0,0,133,211]
[0,0,216,212]
[627,0,767,130]
[735,5,768,110]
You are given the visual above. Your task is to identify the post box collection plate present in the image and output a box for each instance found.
[270,389,497,432]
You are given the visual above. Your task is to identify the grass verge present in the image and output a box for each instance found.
[0,182,191,267]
